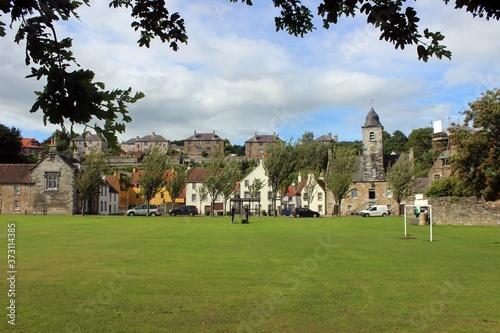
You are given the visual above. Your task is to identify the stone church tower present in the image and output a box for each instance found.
[362,107,385,181]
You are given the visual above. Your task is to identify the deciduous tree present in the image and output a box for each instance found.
[407,127,434,177]
[264,138,298,216]
[324,146,358,216]
[386,153,417,215]
[1,0,187,146]
[139,144,169,216]
[220,159,242,215]
[0,124,23,163]
[450,88,500,201]
[75,149,107,215]
[164,165,191,210]
[204,146,229,216]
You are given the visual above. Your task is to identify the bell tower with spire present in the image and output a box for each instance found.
[362,105,385,181]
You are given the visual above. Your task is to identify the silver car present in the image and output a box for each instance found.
[126,204,163,216]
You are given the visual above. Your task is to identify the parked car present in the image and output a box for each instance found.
[126,204,163,216]
[359,205,389,217]
[169,205,199,216]
[292,207,320,218]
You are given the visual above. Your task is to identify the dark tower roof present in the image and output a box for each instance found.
[362,107,383,128]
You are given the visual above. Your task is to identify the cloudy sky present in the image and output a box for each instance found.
[1,0,499,145]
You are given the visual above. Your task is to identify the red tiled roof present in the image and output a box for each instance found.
[20,138,42,149]
[130,170,144,186]
[187,168,207,182]
[0,164,35,184]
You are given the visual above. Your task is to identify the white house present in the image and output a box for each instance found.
[237,159,276,215]
[294,172,327,215]
[185,168,225,215]
[98,180,118,215]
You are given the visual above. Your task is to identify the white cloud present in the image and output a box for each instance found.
[1,1,499,145]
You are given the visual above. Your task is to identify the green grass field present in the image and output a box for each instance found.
[1,215,499,332]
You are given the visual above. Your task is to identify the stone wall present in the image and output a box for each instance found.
[428,197,500,226]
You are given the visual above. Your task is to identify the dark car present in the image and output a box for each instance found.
[169,205,199,216]
[292,207,320,218]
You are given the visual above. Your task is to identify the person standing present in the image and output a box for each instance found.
[231,204,236,223]
[244,205,249,223]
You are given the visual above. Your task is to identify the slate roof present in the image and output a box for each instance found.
[184,131,223,141]
[138,132,168,142]
[415,177,430,194]
[245,134,278,143]
[72,133,105,141]
[362,107,383,128]
[0,164,35,184]
[314,134,336,143]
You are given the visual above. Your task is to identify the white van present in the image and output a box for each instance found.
[360,205,389,217]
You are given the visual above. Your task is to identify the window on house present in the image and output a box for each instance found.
[161,193,164,199]
[268,191,273,200]
[136,194,139,198]
[318,205,323,213]
[258,149,264,154]
[192,183,196,189]
[347,204,352,210]
[370,132,375,141]
[318,192,323,201]
[45,173,58,190]
[206,140,210,144]
[351,189,358,199]
[14,200,20,211]
[303,193,308,201]
[386,188,393,198]
[371,168,376,178]
[196,147,202,152]
[192,194,197,202]
[244,180,249,187]
[197,140,201,145]
[369,189,376,200]
[244,191,250,198]
[14,185,20,195]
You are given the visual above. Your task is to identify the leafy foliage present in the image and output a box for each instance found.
[386,153,417,213]
[164,164,192,210]
[248,178,266,199]
[220,159,243,213]
[295,140,331,173]
[229,0,499,60]
[383,130,408,155]
[264,138,298,216]
[450,88,500,201]
[204,146,240,216]
[424,176,468,198]
[407,127,434,177]
[75,149,107,215]
[0,124,23,163]
[2,0,187,147]
[324,146,358,216]
[139,144,169,213]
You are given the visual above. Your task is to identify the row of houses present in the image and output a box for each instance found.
[2,108,424,216]
[20,130,337,159]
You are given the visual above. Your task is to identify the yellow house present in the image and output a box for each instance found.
[128,169,185,208]
[105,171,129,214]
